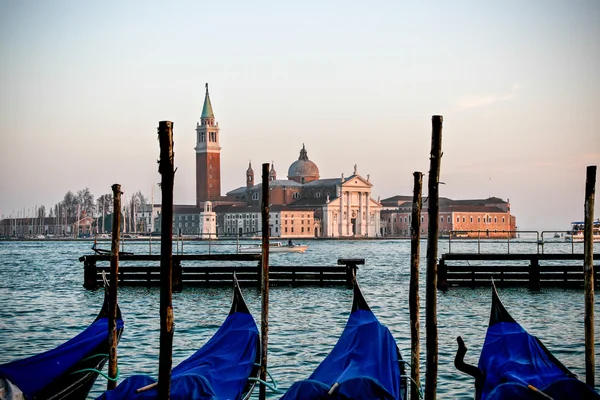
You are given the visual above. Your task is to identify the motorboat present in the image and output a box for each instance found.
[565,219,600,242]
[238,241,308,254]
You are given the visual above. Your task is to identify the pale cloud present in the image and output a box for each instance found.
[456,84,520,110]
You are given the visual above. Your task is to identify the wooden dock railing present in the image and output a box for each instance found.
[80,254,361,290]
[438,253,600,290]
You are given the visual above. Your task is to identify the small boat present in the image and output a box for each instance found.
[92,241,134,256]
[280,278,408,399]
[97,275,260,399]
[238,241,308,254]
[455,281,600,399]
[0,285,124,400]
[565,219,600,242]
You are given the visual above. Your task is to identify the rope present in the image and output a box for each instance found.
[70,365,119,382]
[399,360,424,399]
[401,374,424,399]
[248,364,281,393]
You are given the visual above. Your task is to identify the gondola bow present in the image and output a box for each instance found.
[280,279,407,400]
[456,282,600,400]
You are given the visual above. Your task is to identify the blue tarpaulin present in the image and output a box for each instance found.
[280,309,402,400]
[97,311,258,400]
[476,286,600,400]
[0,317,124,399]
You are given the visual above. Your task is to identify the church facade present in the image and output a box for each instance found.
[226,147,382,238]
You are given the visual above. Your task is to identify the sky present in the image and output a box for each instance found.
[0,0,599,232]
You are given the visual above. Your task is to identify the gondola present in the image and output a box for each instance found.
[280,277,408,400]
[455,281,600,399]
[97,274,260,399]
[0,285,124,400]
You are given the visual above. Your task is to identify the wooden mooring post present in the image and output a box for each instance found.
[584,165,596,387]
[259,163,270,400]
[426,115,443,400]
[107,183,122,390]
[410,171,423,400]
[157,121,175,399]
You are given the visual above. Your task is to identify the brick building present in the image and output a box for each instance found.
[380,196,517,238]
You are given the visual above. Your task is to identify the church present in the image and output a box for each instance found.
[184,85,383,238]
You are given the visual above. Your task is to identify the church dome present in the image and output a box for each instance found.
[287,144,320,184]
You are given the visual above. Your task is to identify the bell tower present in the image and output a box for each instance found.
[195,83,221,205]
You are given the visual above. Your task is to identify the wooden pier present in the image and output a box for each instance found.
[438,253,600,290]
[80,254,363,290]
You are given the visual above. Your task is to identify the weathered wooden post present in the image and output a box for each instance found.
[158,121,175,399]
[529,257,540,291]
[410,171,423,400]
[173,258,183,292]
[584,165,596,387]
[83,256,98,290]
[259,163,270,400]
[107,183,122,390]
[426,115,443,400]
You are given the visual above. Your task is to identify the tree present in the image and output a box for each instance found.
[76,187,95,217]
[63,191,77,219]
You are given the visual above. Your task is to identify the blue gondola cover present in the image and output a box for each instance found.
[98,311,258,400]
[280,308,402,400]
[0,317,124,399]
[476,286,600,400]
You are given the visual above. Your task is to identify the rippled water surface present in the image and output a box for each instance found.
[0,238,597,399]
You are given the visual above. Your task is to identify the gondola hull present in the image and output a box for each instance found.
[456,282,600,400]
[280,279,407,400]
[0,290,124,400]
[97,276,260,400]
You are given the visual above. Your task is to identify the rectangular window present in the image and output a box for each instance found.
[291,227,294,233]
[285,227,288,233]
[308,227,311,232]
[440,217,443,223]
[447,216,450,223]
[478,217,481,223]
[301,227,304,233]
[276,227,279,233]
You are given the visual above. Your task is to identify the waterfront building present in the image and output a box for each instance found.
[380,196,517,238]
[226,150,382,238]
[215,204,315,239]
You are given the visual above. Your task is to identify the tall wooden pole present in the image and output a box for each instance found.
[584,165,596,387]
[425,115,443,400]
[107,183,122,390]
[158,121,175,399]
[259,163,270,400]
[410,171,423,400]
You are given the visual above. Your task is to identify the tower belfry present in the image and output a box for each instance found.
[195,83,221,205]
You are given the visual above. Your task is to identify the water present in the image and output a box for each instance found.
[0,238,597,399]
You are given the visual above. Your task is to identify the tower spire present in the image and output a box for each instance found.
[201,83,215,119]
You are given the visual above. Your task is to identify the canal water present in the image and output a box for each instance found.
[0,238,597,399]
